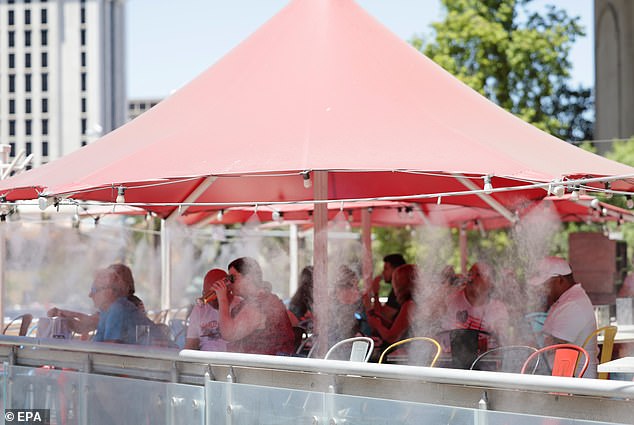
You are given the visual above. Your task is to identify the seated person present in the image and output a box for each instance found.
[185,268,233,351]
[528,257,598,378]
[364,254,406,327]
[367,264,418,347]
[211,257,295,355]
[288,265,314,327]
[327,265,370,348]
[439,262,509,353]
[90,267,153,344]
[48,263,145,338]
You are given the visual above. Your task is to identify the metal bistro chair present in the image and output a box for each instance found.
[469,345,538,373]
[520,343,590,378]
[583,325,618,380]
[324,336,374,362]
[378,337,442,367]
[2,313,33,336]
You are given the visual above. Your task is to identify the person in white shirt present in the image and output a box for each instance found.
[529,256,598,378]
[185,268,232,351]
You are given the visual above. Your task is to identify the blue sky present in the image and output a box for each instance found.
[126,0,593,99]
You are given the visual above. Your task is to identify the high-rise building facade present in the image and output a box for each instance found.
[595,0,634,147]
[0,0,126,168]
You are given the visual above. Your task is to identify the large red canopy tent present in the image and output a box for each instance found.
[1,0,633,341]
[0,0,632,216]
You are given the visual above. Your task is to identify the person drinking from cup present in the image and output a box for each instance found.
[210,257,295,355]
[185,268,236,351]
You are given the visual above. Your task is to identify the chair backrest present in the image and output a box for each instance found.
[520,343,589,378]
[582,325,617,380]
[2,314,33,336]
[469,345,537,373]
[18,314,33,336]
[448,329,490,369]
[324,336,374,362]
[378,337,442,366]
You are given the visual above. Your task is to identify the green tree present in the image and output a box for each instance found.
[413,0,592,141]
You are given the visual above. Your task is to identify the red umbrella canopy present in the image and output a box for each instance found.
[0,0,633,218]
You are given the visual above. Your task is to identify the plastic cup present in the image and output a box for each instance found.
[136,324,151,345]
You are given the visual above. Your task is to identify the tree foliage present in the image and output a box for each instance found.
[413,0,593,141]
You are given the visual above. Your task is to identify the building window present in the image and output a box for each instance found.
[81,97,87,113]
[41,29,47,46]
[8,10,15,25]
[42,98,48,113]
[41,8,47,24]
[41,73,48,92]
[80,7,86,24]
[8,31,15,47]
[81,51,86,67]
[41,51,48,67]
[42,119,48,135]
[9,75,15,93]
[9,143,16,158]
[25,30,32,47]
[8,54,15,68]
[42,141,49,157]
[25,120,32,136]
[81,141,87,147]
[24,9,31,25]
[25,74,32,92]
[9,99,16,115]
[80,29,86,45]
[26,142,32,156]
[81,118,87,134]
[9,121,16,136]
[81,73,86,91]
[25,52,31,68]
[25,98,32,114]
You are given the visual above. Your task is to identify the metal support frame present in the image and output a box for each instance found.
[452,173,518,224]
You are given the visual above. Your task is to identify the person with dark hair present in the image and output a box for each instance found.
[529,257,598,378]
[210,257,295,355]
[364,253,406,327]
[288,266,314,323]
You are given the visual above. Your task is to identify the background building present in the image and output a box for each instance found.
[595,0,634,147]
[0,0,126,168]
[127,98,160,121]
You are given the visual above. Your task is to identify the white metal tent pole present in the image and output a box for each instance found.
[289,223,299,298]
[312,171,329,357]
[160,219,171,313]
[361,208,372,291]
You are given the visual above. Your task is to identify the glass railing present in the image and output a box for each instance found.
[0,363,628,425]
[205,378,624,425]
[2,364,203,425]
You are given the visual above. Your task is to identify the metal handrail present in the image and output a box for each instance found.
[1,335,634,401]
